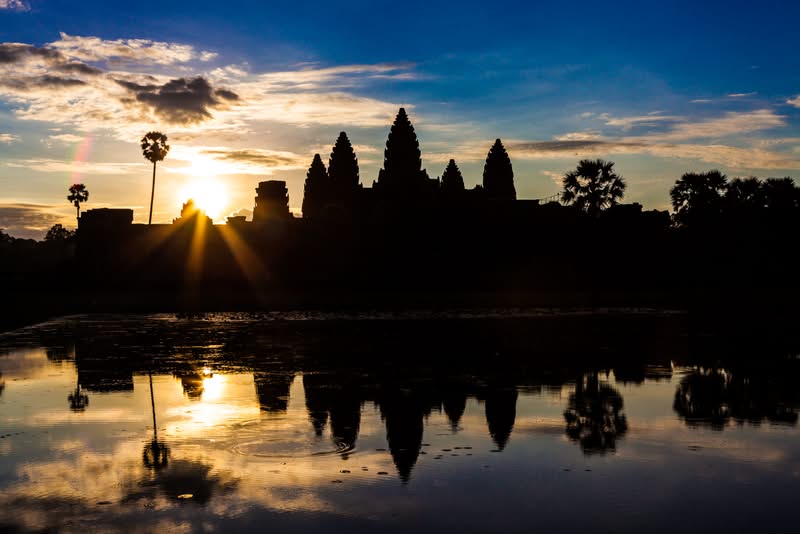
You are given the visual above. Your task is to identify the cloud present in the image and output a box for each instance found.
[164,145,309,176]
[541,170,564,187]
[116,76,239,124]
[727,92,756,98]
[47,133,84,144]
[4,158,142,175]
[553,132,601,141]
[201,148,306,169]
[787,96,800,108]
[0,37,415,140]
[690,99,713,104]
[256,63,416,90]
[0,0,29,11]
[0,133,19,143]
[47,32,214,65]
[0,203,65,239]
[603,112,683,130]
[646,109,785,141]
[228,208,253,221]
[501,138,800,170]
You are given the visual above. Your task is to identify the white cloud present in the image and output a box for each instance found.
[47,32,215,65]
[0,0,29,11]
[787,96,800,108]
[727,92,756,98]
[47,133,84,144]
[690,99,713,104]
[0,133,19,143]
[553,131,601,141]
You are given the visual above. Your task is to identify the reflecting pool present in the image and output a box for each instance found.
[0,312,798,533]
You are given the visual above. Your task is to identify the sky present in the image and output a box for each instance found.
[1,0,799,238]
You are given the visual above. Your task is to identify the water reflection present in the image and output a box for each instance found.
[144,372,170,470]
[67,382,89,412]
[564,372,628,454]
[674,367,799,429]
[0,313,799,533]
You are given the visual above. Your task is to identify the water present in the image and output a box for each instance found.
[0,312,798,533]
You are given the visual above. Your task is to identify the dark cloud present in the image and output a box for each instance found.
[0,43,62,64]
[0,43,102,80]
[0,75,87,91]
[116,76,240,124]
[0,204,63,240]
[33,75,86,88]
[507,140,647,153]
[202,149,299,167]
[56,62,103,76]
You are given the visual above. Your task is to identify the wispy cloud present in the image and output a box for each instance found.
[727,92,756,98]
[3,158,142,175]
[645,109,785,142]
[47,32,214,66]
[603,112,683,130]
[787,96,800,108]
[166,145,309,176]
[46,133,84,144]
[0,0,29,12]
[0,133,19,143]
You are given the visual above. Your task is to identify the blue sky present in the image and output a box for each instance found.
[1,0,799,237]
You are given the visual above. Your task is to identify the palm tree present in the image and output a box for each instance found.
[67,183,89,226]
[669,170,727,227]
[562,159,626,217]
[141,131,170,225]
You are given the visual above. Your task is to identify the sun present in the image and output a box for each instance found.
[178,178,229,221]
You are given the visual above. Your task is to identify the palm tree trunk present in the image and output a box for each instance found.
[148,161,157,224]
[76,205,80,227]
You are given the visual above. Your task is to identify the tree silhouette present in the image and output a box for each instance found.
[45,223,75,242]
[141,132,170,225]
[376,107,428,193]
[67,183,89,226]
[562,159,625,216]
[441,159,465,196]
[669,170,727,227]
[762,177,800,212]
[483,139,516,200]
[302,154,329,219]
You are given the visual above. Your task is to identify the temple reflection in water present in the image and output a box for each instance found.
[1,313,799,533]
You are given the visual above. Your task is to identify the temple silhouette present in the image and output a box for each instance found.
[73,107,679,299]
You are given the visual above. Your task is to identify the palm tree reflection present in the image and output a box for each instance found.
[68,378,89,412]
[564,372,628,454]
[143,371,170,470]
